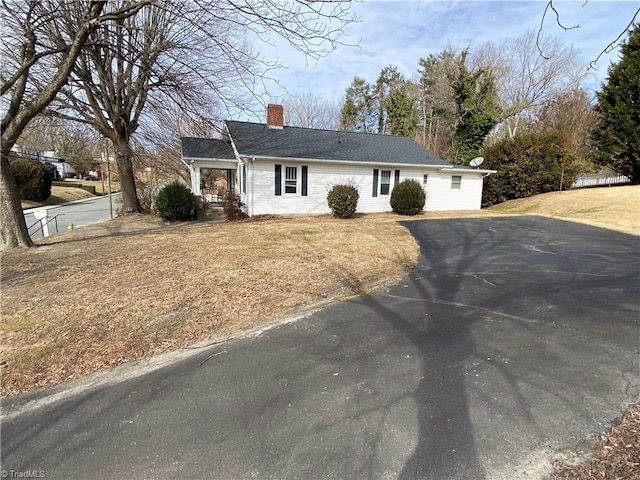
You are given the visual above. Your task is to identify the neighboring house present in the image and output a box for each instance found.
[10,146,77,179]
[181,104,495,216]
[39,151,77,179]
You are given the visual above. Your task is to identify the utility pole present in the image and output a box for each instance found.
[103,140,113,220]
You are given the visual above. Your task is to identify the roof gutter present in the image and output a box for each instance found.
[438,166,496,175]
[240,154,451,170]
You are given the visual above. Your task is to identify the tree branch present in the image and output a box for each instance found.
[589,10,639,69]
[537,0,580,60]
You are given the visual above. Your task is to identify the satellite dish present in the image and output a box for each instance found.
[469,156,484,167]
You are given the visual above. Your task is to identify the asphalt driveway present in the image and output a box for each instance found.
[2,216,638,479]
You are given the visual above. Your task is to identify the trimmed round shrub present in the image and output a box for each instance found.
[10,159,54,202]
[155,181,195,221]
[390,179,426,216]
[327,184,359,218]
[223,190,248,221]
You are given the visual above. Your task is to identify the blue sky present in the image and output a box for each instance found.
[241,0,639,121]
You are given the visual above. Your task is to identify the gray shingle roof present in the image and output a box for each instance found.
[225,121,450,166]
[181,137,235,159]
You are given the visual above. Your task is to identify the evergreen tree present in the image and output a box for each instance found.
[340,68,419,137]
[593,24,640,184]
[374,66,405,134]
[449,51,501,163]
[387,86,419,137]
[417,48,499,162]
[339,77,377,132]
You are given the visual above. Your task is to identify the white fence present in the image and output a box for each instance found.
[571,173,631,189]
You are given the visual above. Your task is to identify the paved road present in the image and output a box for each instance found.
[1,216,638,480]
[24,193,121,240]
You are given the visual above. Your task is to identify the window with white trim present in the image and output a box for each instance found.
[451,175,462,189]
[423,174,428,185]
[380,170,391,195]
[285,166,297,194]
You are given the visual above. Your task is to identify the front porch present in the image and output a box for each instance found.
[190,161,237,200]
[181,136,239,201]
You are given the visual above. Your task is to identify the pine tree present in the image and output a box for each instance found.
[374,66,405,134]
[387,86,420,137]
[593,24,640,184]
[339,77,377,133]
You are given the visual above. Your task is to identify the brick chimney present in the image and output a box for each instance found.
[267,103,284,129]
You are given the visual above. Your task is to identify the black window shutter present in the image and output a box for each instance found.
[275,164,282,196]
[372,169,379,197]
[394,169,400,186]
[242,164,247,194]
[301,166,308,196]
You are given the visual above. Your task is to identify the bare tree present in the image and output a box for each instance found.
[1,0,148,249]
[47,2,232,212]
[16,116,101,174]
[283,92,340,129]
[532,88,598,172]
[138,102,226,187]
[473,29,587,138]
[47,0,355,213]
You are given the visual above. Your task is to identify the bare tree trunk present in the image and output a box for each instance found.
[428,108,433,150]
[0,153,34,249]
[421,104,427,147]
[1,1,149,250]
[506,115,520,139]
[112,140,142,213]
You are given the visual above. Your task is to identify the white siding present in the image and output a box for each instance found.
[422,170,485,211]
[245,158,486,215]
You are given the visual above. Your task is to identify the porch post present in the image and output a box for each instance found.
[192,165,201,195]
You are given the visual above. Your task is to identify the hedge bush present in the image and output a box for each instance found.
[481,132,578,207]
[155,181,195,221]
[327,184,359,218]
[10,159,54,201]
[223,190,248,221]
[390,179,426,215]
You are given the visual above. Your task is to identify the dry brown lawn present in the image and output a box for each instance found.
[1,185,638,398]
[21,185,97,209]
[1,213,420,396]
[489,185,640,236]
[547,404,640,480]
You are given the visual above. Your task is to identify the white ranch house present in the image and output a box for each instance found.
[181,104,494,216]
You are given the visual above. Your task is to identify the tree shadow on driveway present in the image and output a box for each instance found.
[370,215,640,479]
[353,217,517,479]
